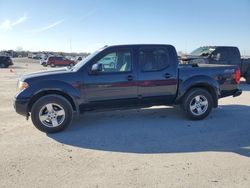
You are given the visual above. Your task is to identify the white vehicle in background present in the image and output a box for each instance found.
[98,54,116,69]
[40,56,49,67]
[28,53,33,58]
[75,56,83,62]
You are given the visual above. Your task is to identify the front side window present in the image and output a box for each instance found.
[96,51,132,73]
[139,48,169,72]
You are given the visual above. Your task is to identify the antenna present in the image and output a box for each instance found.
[70,39,72,53]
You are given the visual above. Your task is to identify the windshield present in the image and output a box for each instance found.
[190,47,215,56]
[72,47,105,71]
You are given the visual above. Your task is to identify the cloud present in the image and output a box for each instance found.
[80,9,97,21]
[0,15,28,31]
[30,19,64,33]
[12,16,28,26]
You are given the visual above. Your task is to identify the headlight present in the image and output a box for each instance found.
[18,81,29,91]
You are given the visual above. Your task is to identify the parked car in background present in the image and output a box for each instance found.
[46,56,76,67]
[0,56,13,68]
[180,46,250,83]
[40,56,48,67]
[14,44,242,133]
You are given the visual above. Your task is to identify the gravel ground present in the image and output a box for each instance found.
[0,58,250,188]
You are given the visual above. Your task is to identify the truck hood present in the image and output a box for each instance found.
[20,67,70,81]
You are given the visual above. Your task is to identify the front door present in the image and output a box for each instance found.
[82,48,138,110]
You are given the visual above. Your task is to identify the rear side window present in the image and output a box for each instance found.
[139,48,169,72]
[212,48,228,61]
[56,57,63,60]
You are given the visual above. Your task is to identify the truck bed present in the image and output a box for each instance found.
[178,63,239,99]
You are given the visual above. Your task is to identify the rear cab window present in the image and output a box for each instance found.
[211,48,228,61]
[139,47,170,72]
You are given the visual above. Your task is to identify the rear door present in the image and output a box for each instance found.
[62,57,70,66]
[54,57,61,65]
[137,46,178,105]
[82,47,138,109]
[59,57,65,66]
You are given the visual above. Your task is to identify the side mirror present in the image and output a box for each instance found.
[91,63,102,74]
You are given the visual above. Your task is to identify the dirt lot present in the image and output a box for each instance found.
[0,58,250,188]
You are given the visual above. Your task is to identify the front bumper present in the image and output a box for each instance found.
[13,98,30,117]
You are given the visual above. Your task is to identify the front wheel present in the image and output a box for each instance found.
[0,63,6,68]
[182,88,213,120]
[31,95,73,133]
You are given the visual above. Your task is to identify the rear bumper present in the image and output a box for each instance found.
[13,98,29,116]
[233,89,242,97]
[220,89,242,98]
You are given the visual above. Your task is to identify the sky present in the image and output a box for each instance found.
[0,0,250,54]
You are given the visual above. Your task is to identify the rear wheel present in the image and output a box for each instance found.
[31,95,73,133]
[182,88,213,120]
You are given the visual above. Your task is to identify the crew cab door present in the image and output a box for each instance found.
[82,47,138,109]
[137,46,178,105]
[54,57,63,66]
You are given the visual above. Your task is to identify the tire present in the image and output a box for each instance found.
[182,88,213,120]
[0,63,6,68]
[31,95,73,133]
[50,63,55,67]
[69,63,74,67]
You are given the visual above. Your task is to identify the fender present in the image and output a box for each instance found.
[18,80,81,116]
[176,75,220,107]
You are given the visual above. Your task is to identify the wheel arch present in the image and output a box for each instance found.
[182,84,218,107]
[176,76,219,108]
[28,90,79,114]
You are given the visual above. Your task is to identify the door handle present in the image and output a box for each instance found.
[164,73,171,79]
[127,75,133,81]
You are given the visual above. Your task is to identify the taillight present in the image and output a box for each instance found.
[235,68,241,84]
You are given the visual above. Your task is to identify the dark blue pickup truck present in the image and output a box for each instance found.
[181,46,250,83]
[14,44,242,133]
